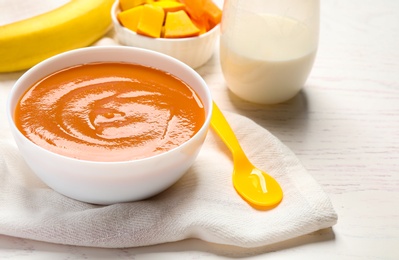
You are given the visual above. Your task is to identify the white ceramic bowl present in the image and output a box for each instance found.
[7,46,212,205]
[111,0,220,69]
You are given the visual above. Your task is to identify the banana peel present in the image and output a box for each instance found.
[0,0,114,73]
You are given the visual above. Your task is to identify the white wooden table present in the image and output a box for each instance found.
[0,0,398,259]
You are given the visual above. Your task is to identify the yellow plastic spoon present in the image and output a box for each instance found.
[210,102,283,209]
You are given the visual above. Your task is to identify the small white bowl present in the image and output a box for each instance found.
[7,46,212,205]
[111,0,220,69]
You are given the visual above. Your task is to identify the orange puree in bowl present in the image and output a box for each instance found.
[15,62,205,162]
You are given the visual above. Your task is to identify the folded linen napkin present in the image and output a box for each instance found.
[0,105,337,248]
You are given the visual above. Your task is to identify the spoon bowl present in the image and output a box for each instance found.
[210,102,283,209]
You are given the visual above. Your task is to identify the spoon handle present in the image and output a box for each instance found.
[210,102,246,159]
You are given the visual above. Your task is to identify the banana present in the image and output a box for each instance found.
[0,0,114,73]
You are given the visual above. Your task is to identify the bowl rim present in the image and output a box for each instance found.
[7,46,213,165]
[111,0,221,43]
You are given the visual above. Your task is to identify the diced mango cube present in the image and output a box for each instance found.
[151,1,185,13]
[117,0,222,38]
[119,0,146,11]
[178,0,205,20]
[191,17,208,35]
[136,4,165,38]
[164,10,200,38]
[117,5,144,32]
[203,0,222,26]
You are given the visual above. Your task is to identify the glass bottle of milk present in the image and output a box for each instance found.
[220,0,319,104]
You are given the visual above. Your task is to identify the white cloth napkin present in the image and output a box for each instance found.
[0,93,337,248]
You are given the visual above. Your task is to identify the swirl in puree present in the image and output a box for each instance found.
[15,62,205,162]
